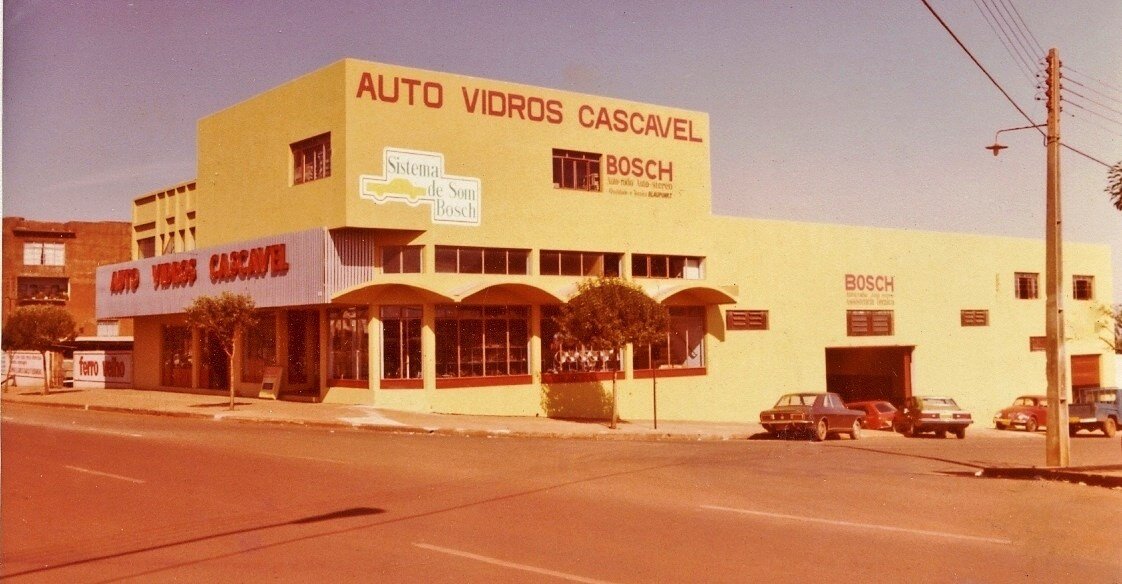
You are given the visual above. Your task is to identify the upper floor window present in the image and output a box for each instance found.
[632,254,703,279]
[553,149,601,192]
[847,310,893,336]
[23,242,65,266]
[435,246,529,275]
[17,276,69,302]
[540,250,621,277]
[292,133,331,185]
[1014,272,1038,299]
[137,237,156,259]
[1073,275,1094,300]
[382,246,423,274]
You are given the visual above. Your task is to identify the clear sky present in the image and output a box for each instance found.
[3,1,1120,296]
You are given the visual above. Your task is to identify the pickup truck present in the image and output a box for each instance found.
[1068,387,1120,437]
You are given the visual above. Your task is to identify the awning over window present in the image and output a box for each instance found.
[643,282,739,305]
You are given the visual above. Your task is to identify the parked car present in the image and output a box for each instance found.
[993,395,1047,432]
[1069,387,1120,437]
[893,395,972,439]
[760,392,864,441]
[845,400,897,430]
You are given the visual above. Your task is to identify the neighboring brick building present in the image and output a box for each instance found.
[3,217,133,337]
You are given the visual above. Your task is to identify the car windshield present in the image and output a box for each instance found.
[775,394,817,407]
[874,402,896,413]
[919,397,959,410]
[1094,391,1117,403]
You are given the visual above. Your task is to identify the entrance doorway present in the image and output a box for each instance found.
[825,346,913,407]
[200,333,230,390]
[285,310,321,398]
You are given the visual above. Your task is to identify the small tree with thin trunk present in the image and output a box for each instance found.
[2,305,77,394]
[555,277,669,428]
[1107,160,1122,211]
[185,292,258,410]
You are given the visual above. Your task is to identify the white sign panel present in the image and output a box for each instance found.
[2,351,45,381]
[359,147,482,226]
[73,351,133,388]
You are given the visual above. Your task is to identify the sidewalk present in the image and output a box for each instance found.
[3,386,1120,488]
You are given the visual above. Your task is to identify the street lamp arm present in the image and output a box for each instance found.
[986,123,1046,156]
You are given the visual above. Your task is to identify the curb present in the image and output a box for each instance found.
[977,466,1122,489]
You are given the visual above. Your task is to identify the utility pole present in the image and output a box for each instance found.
[1043,47,1070,467]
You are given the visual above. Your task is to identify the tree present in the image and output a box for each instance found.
[184,292,258,410]
[2,305,77,394]
[1094,303,1122,354]
[1107,161,1122,211]
[555,277,669,428]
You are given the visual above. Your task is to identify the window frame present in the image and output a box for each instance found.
[292,132,332,185]
[552,149,602,192]
[1014,272,1039,300]
[1072,275,1094,301]
[382,245,423,274]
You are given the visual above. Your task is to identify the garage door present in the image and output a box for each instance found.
[1070,354,1101,389]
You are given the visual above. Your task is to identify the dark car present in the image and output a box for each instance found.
[893,395,973,439]
[760,392,865,441]
[993,395,1048,432]
[845,400,897,430]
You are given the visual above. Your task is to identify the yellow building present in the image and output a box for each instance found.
[97,58,1114,422]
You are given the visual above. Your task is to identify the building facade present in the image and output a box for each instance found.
[96,59,1114,421]
[4,217,133,338]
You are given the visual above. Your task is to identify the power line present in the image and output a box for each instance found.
[1066,76,1122,107]
[972,0,1037,83]
[1062,98,1122,128]
[1065,110,1122,140]
[1064,89,1122,121]
[1001,0,1046,55]
[987,0,1042,73]
[1061,143,1111,168]
[919,0,1043,134]
[1067,66,1122,97]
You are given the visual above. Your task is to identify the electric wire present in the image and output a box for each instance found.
[1064,89,1122,121]
[1066,75,1122,106]
[1065,111,1122,140]
[1067,66,1122,97]
[972,0,1038,83]
[1000,0,1046,56]
[920,0,1114,170]
[1061,98,1122,128]
[986,0,1042,75]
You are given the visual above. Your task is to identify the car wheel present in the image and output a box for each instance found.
[1024,418,1038,433]
[935,429,947,439]
[812,419,828,442]
[850,419,862,440]
[1103,418,1118,438]
[953,426,967,439]
[902,421,916,437]
[995,422,1007,430]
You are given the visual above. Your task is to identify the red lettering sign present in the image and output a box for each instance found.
[845,274,895,292]
[110,268,141,294]
[151,259,198,291]
[209,244,290,282]
[605,155,674,182]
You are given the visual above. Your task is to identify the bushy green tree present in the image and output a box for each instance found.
[2,305,77,394]
[555,277,669,428]
[1108,161,1122,211]
[185,292,258,410]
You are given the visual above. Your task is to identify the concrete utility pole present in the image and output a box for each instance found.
[1043,47,1070,467]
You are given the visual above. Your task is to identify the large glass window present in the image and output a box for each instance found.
[434,246,529,275]
[541,306,621,373]
[632,254,703,279]
[634,306,706,370]
[540,250,622,277]
[382,246,423,274]
[161,325,192,388]
[329,307,369,383]
[436,305,529,378]
[23,242,65,266]
[552,149,601,191]
[241,314,277,383]
[381,306,422,380]
[292,133,331,185]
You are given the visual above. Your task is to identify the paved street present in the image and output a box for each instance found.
[2,403,1120,583]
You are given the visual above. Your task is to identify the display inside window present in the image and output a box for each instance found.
[541,306,621,373]
[161,325,192,388]
[382,306,422,380]
[634,306,706,370]
[241,314,277,383]
[329,306,369,382]
[436,305,529,378]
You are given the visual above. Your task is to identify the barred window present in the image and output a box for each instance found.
[1014,272,1038,300]
[1073,275,1094,301]
[960,309,989,327]
[292,133,331,185]
[847,310,893,336]
[726,310,769,331]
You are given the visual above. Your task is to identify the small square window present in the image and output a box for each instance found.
[960,309,989,327]
[1073,275,1094,301]
[1014,272,1039,299]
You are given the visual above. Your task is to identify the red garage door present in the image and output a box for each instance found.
[1070,354,1101,389]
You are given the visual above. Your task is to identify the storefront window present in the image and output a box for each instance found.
[161,325,192,388]
[436,305,528,378]
[541,306,621,373]
[634,306,706,370]
[329,307,369,383]
[241,313,277,383]
[381,306,422,380]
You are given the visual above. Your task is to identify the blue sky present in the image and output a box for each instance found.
[3,1,1120,296]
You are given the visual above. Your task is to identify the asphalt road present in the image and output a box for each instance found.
[3,403,1120,583]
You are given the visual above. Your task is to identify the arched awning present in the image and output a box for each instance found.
[453,281,568,304]
[332,280,455,305]
[644,282,739,305]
